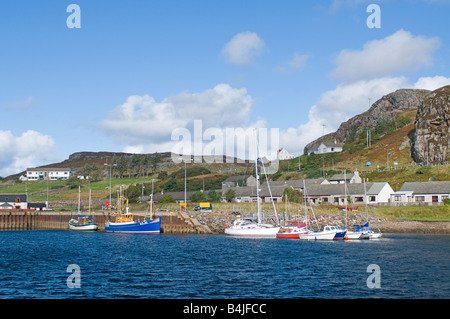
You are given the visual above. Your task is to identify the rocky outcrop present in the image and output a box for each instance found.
[304,89,429,153]
[411,85,450,164]
[334,89,430,143]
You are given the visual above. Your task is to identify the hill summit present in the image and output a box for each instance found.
[305,85,450,164]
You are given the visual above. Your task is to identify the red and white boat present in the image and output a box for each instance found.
[276,221,307,239]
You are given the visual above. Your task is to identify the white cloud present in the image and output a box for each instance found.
[221,32,265,65]
[317,76,410,114]
[331,29,441,82]
[99,84,255,153]
[0,130,56,177]
[276,52,309,74]
[413,75,450,90]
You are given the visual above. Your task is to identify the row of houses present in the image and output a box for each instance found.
[218,175,450,206]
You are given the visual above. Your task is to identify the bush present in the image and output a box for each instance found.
[190,191,208,202]
[444,199,450,206]
[416,166,431,175]
[157,194,176,204]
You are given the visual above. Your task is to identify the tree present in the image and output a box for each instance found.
[163,178,177,191]
[157,194,176,204]
[190,191,208,202]
[127,184,142,203]
[207,190,221,203]
[282,188,303,203]
[149,153,161,173]
[225,189,236,202]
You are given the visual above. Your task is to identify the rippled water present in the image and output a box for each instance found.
[0,231,449,299]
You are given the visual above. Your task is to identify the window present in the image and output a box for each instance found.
[369,196,376,202]
[355,197,364,202]
[395,195,402,202]
[415,196,425,202]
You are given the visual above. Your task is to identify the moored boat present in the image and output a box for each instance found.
[69,185,98,231]
[105,215,161,233]
[276,221,307,239]
[299,225,346,241]
[224,132,280,238]
[69,215,98,231]
[225,218,280,237]
[105,186,161,234]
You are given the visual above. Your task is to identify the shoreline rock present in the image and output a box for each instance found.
[190,211,450,234]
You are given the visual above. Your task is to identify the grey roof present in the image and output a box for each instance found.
[304,182,389,197]
[229,182,290,198]
[27,167,70,172]
[399,182,421,192]
[266,178,327,189]
[329,173,355,181]
[0,194,27,202]
[222,175,248,183]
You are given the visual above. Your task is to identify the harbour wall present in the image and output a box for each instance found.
[0,211,211,234]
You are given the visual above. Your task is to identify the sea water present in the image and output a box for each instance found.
[0,231,448,299]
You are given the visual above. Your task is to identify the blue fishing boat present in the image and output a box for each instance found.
[105,186,161,233]
[105,216,161,233]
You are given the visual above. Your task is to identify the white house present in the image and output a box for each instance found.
[0,194,28,210]
[329,171,362,184]
[394,181,450,205]
[304,182,393,205]
[26,167,71,181]
[277,148,295,160]
[307,141,343,155]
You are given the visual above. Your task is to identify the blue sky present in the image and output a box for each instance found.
[1,0,449,176]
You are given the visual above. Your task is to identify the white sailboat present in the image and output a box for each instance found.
[362,179,382,239]
[225,132,280,237]
[69,185,98,231]
[341,170,362,239]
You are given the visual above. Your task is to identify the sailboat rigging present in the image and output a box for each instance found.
[224,130,280,237]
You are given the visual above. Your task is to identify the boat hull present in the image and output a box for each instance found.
[369,232,382,239]
[345,231,362,239]
[299,230,346,241]
[276,233,300,239]
[105,217,161,233]
[276,227,307,239]
[333,231,347,240]
[69,223,98,231]
[224,225,280,237]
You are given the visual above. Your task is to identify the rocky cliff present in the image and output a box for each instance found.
[304,89,430,153]
[411,85,450,164]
